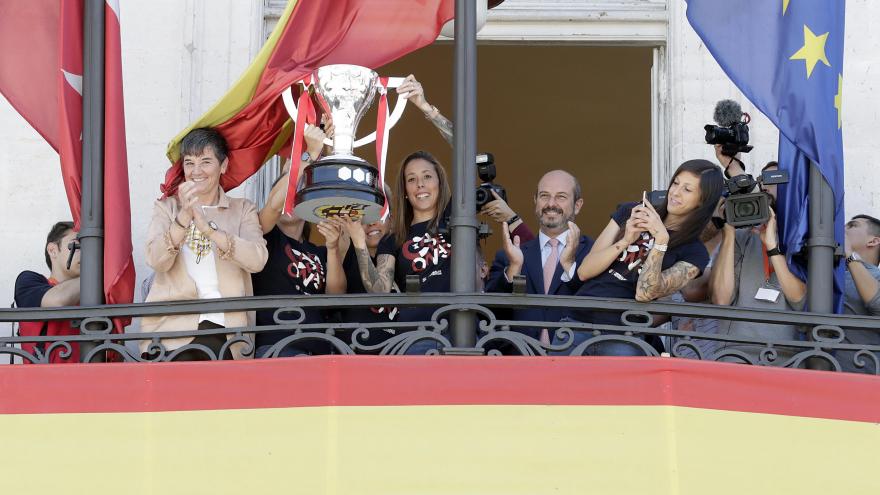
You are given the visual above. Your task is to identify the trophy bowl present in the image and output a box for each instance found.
[283,64,407,224]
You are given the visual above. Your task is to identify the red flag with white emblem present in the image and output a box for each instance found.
[0,0,135,325]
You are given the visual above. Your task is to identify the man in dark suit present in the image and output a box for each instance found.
[485,170,593,343]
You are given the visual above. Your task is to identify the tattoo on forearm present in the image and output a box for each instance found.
[355,248,394,293]
[637,252,699,301]
[430,113,454,146]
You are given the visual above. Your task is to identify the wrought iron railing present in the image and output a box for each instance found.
[1,293,879,373]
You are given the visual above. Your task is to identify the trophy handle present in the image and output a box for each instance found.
[282,77,408,147]
[351,77,407,148]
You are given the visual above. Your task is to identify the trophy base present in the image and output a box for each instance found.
[293,159,385,224]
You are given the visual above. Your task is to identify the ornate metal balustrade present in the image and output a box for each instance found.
[1,293,879,373]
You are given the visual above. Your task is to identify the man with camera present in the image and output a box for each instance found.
[709,152,807,364]
[485,170,593,344]
[837,214,880,372]
[13,221,82,363]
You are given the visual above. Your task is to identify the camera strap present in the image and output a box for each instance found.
[762,248,774,282]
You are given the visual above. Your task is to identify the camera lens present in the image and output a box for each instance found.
[475,188,489,208]
[734,199,759,218]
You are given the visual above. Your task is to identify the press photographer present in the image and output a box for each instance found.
[708,159,806,365]
[704,99,790,228]
[705,99,753,157]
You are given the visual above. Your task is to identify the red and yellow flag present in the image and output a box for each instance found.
[2,357,879,493]
[160,0,454,197]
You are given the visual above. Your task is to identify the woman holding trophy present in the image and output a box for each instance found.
[251,123,349,358]
[345,151,453,348]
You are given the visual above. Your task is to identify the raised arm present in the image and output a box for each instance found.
[577,218,639,282]
[316,219,347,294]
[761,209,806,305]
[258,125,326,233]
[715,144,746,178]
[630,202,701,301]
[145,198,186,273]
[710,224,737,305]
[848,259,880,315]
[397,74,453,146]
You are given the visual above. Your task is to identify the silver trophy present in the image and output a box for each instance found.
[282,64,407,223]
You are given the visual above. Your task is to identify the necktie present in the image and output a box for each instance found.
[541,238,560,345]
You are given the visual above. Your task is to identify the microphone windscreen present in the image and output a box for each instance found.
[713,99,743,127]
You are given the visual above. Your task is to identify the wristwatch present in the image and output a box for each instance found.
[301,151,313,163]
[506,214,521,226]
[766,247,783,258]
[208,220,219,231]
[846,252,862,266]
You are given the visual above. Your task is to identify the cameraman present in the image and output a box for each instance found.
[710,150,806,364]
[396,75,535,242]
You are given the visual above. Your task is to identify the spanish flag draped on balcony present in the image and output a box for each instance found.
[0,0,135,314]
[160,0,454,197]
[685,0,846,311]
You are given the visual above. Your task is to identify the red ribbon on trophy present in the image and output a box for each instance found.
[284,75,317,216]
[376,76,390,221]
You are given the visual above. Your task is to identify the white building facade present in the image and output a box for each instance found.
[1,0,877,335]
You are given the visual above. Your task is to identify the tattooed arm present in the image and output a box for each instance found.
[354,250,395,294]
[397,74,453,146]
[426,110,454,146]
[343,219,395,293]
[635,251,700,302]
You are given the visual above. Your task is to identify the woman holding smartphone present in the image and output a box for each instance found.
[565,159,724,356]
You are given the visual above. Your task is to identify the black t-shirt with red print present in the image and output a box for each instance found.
[252,227,327,347]
[574,202,709,323]
[377,218,453,322]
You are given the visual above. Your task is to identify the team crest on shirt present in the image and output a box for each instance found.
[609,232,655,281]
[400,232,451,280]
[284,245,325,292]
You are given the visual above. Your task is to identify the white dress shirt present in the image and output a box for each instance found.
[504,229,577,284]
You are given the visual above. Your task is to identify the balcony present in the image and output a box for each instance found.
[3,293,878,372]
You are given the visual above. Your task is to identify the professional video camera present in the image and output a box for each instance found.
[475,152,507,210]
[705,100,754,157]
[723,169,789,227]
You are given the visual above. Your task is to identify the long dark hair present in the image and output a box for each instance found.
[391,151,451,248]
[657,159,723,249]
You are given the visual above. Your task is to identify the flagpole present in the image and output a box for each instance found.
[807,162,835,314]
[806,161,836,371]
[448,0,478,350]
[79,0,106,362]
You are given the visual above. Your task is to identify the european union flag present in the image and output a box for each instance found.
[686,0,846,312]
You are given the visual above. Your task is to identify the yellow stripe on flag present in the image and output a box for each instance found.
[164,0,299,164]
[3,405,878,494]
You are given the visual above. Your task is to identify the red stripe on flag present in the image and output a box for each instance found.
[2,357,880,423]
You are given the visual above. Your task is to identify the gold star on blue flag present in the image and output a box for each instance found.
[685,0,846,312]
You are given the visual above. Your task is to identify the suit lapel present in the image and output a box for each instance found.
[523,240,544,294]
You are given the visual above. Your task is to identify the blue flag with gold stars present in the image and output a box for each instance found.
[686,0,845,312]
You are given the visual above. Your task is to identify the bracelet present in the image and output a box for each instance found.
[173,216,188,229]
[506,214,521,226]
[423,105,439,120]
[652,243,668,253]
